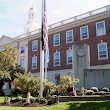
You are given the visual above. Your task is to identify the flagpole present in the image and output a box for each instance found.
[45,51,47,79]
[40,0,44,97]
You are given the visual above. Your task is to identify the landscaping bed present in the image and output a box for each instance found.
[1,98,51,107]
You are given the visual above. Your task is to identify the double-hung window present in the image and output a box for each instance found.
[66,30,73,43]
[32,40,37,51]
[20,59,24,70]
[21,47,25,53]
[32,57,37,69]
[96,21,106,36]
[54,52,60,66]
[54,74,60,85]
[54,34,60,46]
[80,26,89,40]
[98,43,108,60]
[67,50,72,64]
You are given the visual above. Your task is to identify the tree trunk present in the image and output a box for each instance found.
[0,80,3,96]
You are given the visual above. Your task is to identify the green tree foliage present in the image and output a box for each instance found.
[13,72,40,96]
[0,45,18,95]
[59,73,80,96]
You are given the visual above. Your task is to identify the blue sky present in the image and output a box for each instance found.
[0,0,110,38]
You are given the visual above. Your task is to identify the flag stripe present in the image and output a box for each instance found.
[44,0,49,63]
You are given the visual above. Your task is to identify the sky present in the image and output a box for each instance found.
[0,0,110,38]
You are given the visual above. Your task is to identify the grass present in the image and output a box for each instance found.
[0,96,110,110]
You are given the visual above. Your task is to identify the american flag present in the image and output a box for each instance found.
[44,0,49,63]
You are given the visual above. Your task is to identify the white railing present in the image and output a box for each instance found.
[48,5,110,30]
[14,5,110,40]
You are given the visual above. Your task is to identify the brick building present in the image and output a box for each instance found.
[1,5,110,90]
[27,5,110,85]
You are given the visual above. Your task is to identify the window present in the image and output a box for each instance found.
[20,59,24,70]
[21,47,25,53]
[32,57,37,69]
[54,34,60,46]
[32,40,38,51]
[96,21,106,36]
[27,28,29,33]
[66,30,73,43]
[67,50,72,64]
[44,55,48,68]
[54,74,60,85]
[80,26,89,40]
[54,52,60,66]
[98,43,108,60]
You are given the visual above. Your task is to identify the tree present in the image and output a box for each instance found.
[0,45,18,95]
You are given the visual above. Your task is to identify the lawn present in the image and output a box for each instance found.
[0,96,110,110]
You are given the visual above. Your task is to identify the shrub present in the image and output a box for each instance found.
[59,72,79,96]
[40,97,47,104]
[35,97,40,102]
[102,87,109,92]
[85,90,94,95]
[43,79,57,97]
[98,91,106,95]
[16,96,22,101]
[13,72,40,97]
[12,89,20,95]
[90,87,98,92]
[1,90,4,96]
[21,98,26,102]
[29,96,36,103]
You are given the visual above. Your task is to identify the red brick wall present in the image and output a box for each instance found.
[28,16,110,72]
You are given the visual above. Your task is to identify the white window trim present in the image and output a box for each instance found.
[21,46,25,54]
[32,40,38,51]
[80,25,89,40]
[54,52,60,66]
[97,42,108,60]
[66,30,73,43]
[66,49,72,64]
[32,56,37,69]
[53,33,60,46]
[96,21,106,37]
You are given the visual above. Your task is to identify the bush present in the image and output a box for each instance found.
[21,98,26,102]
[59,73,79,96]
[40,97,47,104]
[90,87,98,92]
[29,96,36,103]
[12,89,20,95]
[35,97,40,102]
[102,87,109,92]
[1,90,4,96]
[16,96,22,101]
[85,90,94,95]
[98,91,106,95]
